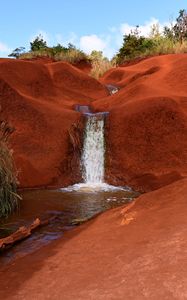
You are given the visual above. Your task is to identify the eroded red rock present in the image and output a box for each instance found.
[94,54,187,191]
[1,55,187,191]
[0,58,107,188]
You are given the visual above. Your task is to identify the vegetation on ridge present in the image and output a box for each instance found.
[116,9,187,64]
[9,35,88,64]
[8,9,187,76]
[9,37,115,78]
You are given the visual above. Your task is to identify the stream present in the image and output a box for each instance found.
[0,187,138,265]
[0,100,139,265]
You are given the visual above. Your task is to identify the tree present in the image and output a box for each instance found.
[173,9,187,43]
[164,10,187,43]
[30,35,47,51]
[68,43,76,50]
[163,25,175,40]
[8,47,25,59]
[116,26,154,63]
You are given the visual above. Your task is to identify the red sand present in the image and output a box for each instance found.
[0,178,187,299]
[0,58,107,188]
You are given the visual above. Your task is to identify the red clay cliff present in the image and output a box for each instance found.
[1,54,187,191]
[95,54,187,191]
[0,58,107,188]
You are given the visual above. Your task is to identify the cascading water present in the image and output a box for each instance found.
[63,105,132,192]
[81,114,105,184]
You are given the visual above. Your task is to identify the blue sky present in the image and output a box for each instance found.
[0,0,186,58]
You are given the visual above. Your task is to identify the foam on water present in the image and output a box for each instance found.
[62,183,132,193]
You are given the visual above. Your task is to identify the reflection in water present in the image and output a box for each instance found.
[0,188,139,264]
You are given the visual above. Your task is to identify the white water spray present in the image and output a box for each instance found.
[82,114,105,184]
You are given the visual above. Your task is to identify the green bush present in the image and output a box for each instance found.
[30,34,48,51]
[116,26,155,64]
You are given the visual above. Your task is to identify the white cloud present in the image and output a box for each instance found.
[0,42,10,53]
[79,34,116,59]
[80,34,106,53]
[120,18,169,37]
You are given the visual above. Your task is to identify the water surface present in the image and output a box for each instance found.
[0,187,139,264]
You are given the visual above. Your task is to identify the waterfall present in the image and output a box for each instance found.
[81,114,105,184]
[62,107,131,192]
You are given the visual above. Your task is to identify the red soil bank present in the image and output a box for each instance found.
[0,178,187,299]
[0,58,108,188]
[94,54,187,191]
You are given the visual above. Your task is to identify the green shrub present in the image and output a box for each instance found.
[30,34,48,51]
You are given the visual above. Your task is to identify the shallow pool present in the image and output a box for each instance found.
[0,187,139,264]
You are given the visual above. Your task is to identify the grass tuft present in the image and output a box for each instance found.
[0,121,20,218]
[90,59,116,79]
